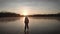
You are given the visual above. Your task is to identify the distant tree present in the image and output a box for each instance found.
[57,13,60,14]
[0,11,21,17]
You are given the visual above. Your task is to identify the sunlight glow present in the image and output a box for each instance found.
[21,7,29,16]
[23,9,28,16]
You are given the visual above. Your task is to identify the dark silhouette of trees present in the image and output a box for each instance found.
[27,13,60,17]
[0,11,60,17]
[0,12,21,17]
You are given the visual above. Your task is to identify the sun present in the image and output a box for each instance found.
[22,9,28,16]
[21,7,29,16]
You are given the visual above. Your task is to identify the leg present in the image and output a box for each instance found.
[25,24,26,31]
[26,24,29,29]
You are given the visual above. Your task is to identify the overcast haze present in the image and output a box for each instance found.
[0,0,60,15]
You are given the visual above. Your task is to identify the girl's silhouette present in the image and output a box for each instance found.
[24,16,29,30]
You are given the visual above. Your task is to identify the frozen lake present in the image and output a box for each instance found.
[0,17,60,34]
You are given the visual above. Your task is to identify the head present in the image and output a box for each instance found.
[25,16,28,18]
[25,16,28,19]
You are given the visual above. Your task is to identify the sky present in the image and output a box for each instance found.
[0,0,60,15]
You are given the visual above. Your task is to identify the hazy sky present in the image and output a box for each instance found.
[0,0,60,15]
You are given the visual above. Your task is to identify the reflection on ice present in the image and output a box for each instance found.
[0,17,20,22]
[30,17,60,21]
